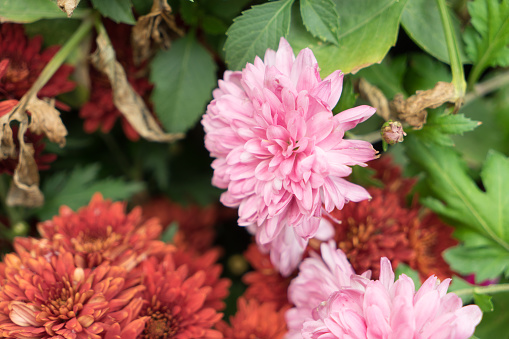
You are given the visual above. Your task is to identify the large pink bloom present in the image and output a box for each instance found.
[202,37,376,275]
[286,242,483,339]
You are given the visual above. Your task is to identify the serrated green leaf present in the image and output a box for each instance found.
[464,0,509,84]
[225,0,295,70]
[394,263,422,288]
[150,34,217,133]
[36,164,144,220]
[406,137,509,280]
[475,292,495,312]
[414,110,480,146]
[288,0,407,75]
[401,0,469,64]
[91,0,136,24]
[0,0,86,22]
[300,0,340,45]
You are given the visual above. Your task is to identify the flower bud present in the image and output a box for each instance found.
[381,120,406,145]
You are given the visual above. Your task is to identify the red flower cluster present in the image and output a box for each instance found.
[0,194,230,338]
[79,22,153,141]
[324,156,457,280]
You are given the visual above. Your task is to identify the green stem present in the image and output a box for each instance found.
[345,131,382,144]
[453,283,509,298]
[436,0,466,103]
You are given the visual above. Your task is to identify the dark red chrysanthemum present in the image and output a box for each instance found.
[242,243,292,311]
[134,251,227,339]
[15,193,168,270]
[79,22,153,141]
[0,100,57,175]
[0,23,75,100]
[324,156,457,280]
[0,252,147,339]
[142,196,236,253]
[215,298,289,339]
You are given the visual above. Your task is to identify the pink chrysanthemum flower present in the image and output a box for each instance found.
[286,242,483,339]
[202,37,377,275]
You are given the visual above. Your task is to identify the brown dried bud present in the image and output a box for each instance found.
[381,120,406,145]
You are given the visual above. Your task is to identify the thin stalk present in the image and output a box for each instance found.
[436,0,466,107]
[464,70,509,105]
[345,131,382,144]
[453,283,509,298]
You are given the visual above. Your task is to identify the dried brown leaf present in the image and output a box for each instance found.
[358,78,393,121]
[390,82,456,129]
[57,0,80,17]
[26,97,67,147]
[91,30,183,143]
[131,0,184,65]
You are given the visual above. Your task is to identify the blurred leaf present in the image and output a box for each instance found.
[401,0,469,64]
[0,0,87,22]
[23,19,82,46]
[349,166,383,189]
[413,109,480,146]
[394,263,421,288]
[132,0,153,15]
[288,0,407,75]
[179,0,199,25]
[475,291,509,338]
[406,137,509,281]
[90,0,136,24]
[150,34,217,133]
[449,276,476,304]
[161,221,179,242]
[333,75,357,113]
[204,0,251,22]
[202,15,228,35]
[300,0,340,45]
[37,164,144,220]
[474,293,494,312]
[225,0,295,70]
[404,53,452,94]
[355,55,407,99]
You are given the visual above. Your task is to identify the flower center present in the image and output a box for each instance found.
[141,305,179,339]
[2,59,29,83]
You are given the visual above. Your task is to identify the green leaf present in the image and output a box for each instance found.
[288,0,408,75]
[404,53,452,94]
[224,0,295,70]
[414,109,480,146]
[401,0,469,64]
[474,292,495,312]
[36,164,144,220]
[90,0,136,24]
[0,0,86,22]
[300,0,340,45]
[475,291,509,338]
[406,137,509,280]
[464,0,509,85]
[23,19,82,47]
[355,54,408,98]
[394,263,422,288]
[333,75,357,113]
[449,276,476,304]
[150,34,217,133]
[161,222,179,243]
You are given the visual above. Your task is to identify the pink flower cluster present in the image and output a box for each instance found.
[202,38,377,275]
[286,242,483,339]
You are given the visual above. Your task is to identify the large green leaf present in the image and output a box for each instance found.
[300,0,340,45]
[224,0,295,70]
[90,0,136,24]
[406,137,509,280]
[474,291,509,338]
[0,0,85,22]
[37,164,144,220]
[150,34,217,133]
[401,0,469,64]
[288,0,408,76]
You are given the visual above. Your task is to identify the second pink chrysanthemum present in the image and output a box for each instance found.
[202,37,377,275]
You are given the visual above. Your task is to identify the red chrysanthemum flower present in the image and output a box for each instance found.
[141,196,236,253]
[79,22,153,141]
[0,100,57,174]
[14,193,168,270]
[0,252,147,339]
[0,23,75,100]
[242,243,292,310]
[134,251,227,338]
[324,156,457,280]
[216,298,289,339]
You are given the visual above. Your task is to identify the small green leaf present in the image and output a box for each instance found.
[0,0,85,22]
[90,0,136,24]
[300,0,340,45]
[333,75,357,113]
[150,34,217,133]
[474,293,495,312]
[475,291,509,338]
[224,0,295,71]
[161,222,179,243]
[288,0,408,75]
[401,0,469,64]
[394,263,422,288]
[37,164,144,220]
